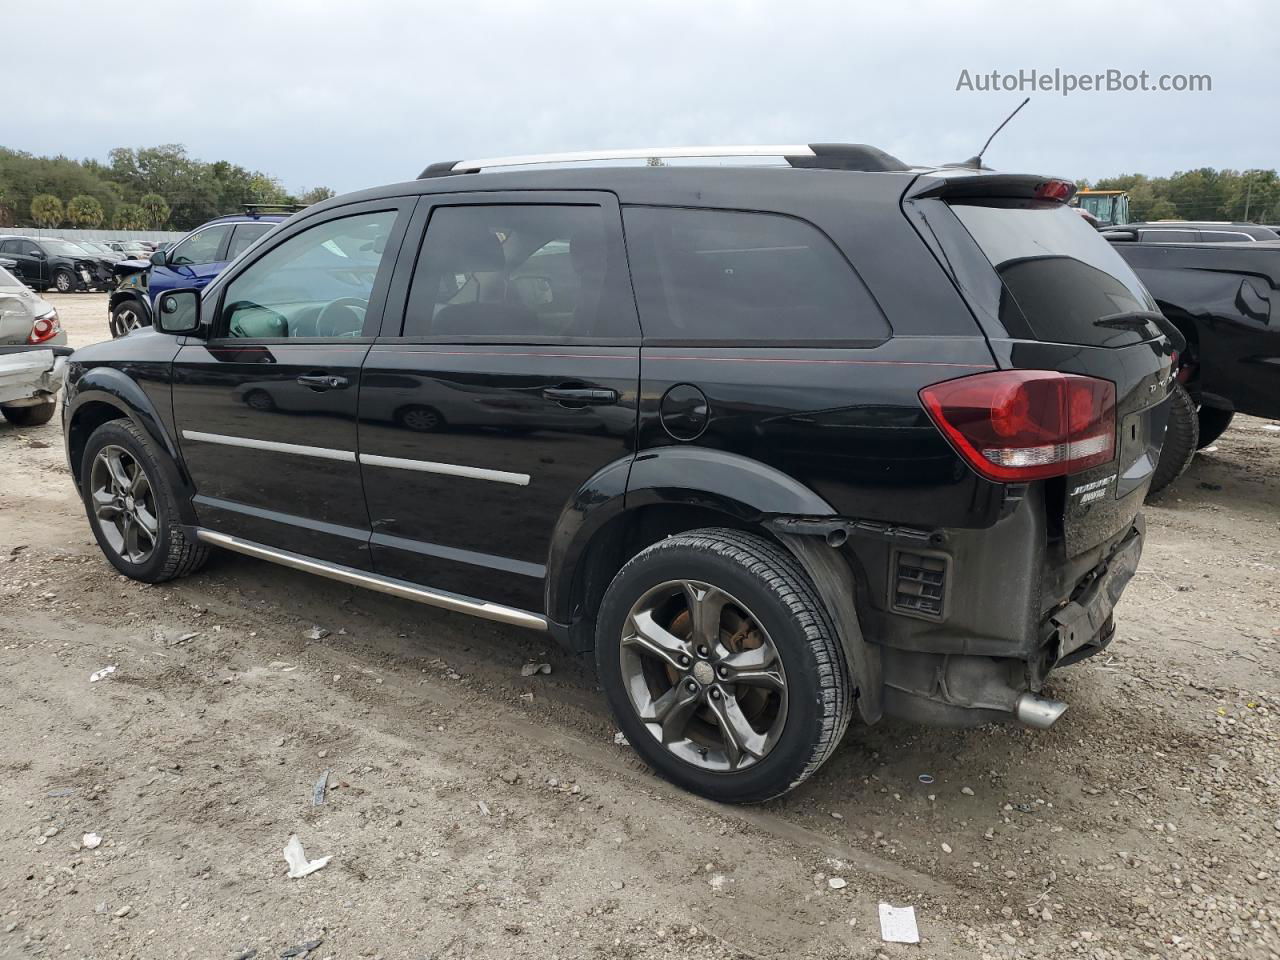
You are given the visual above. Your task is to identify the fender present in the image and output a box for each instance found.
[546,446,836,624]
[545,445,880,720]
[65,370,198,526]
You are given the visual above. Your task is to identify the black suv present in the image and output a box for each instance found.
[0,236,110,292]
[61,145,1175,803]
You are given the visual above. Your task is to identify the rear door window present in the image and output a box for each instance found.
[623,206,888,343]
[950,202,1161,347]
[226,222,276,260]
[401,203,637,340]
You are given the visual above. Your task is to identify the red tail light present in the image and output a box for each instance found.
[920,370,1116,482]
[1034,179,1075,202]
[27,310,61,345]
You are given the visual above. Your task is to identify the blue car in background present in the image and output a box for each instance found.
[107,207,292,337]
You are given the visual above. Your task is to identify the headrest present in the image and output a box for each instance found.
[441,221,505,274]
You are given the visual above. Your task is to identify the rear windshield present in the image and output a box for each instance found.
[950,202,1161,347]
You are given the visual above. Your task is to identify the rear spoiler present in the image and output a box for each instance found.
[907,172,1077,204]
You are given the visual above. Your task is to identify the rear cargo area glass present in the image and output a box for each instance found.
[950,203,1160,347]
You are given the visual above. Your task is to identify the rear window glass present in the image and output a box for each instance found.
[951,202,1160,347]
[623,206,888,343]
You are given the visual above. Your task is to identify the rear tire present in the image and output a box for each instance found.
[81,419,209,583]
[1196,406,1234,448]
[1148,382,1198,499]
[1,400,56,427]
[595,528,852,803]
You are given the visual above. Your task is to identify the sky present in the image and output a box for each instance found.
[7,0,1277,196]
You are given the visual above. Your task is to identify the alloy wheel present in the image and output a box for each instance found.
[118,305,144,333]
[403,407,441,432]
[90,445,159,564]
[619,579,788,772]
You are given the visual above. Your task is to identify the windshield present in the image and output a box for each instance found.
[79,241,113,255]
[43,239,94,258]
[950,202,1161,347]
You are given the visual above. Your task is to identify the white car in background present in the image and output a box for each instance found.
[0,264,68,426]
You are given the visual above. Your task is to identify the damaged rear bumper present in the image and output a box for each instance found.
[0,345,71,407]
[878,520,1144,728]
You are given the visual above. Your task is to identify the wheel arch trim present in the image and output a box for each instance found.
[65,377,197,525]
[545,446,880,723]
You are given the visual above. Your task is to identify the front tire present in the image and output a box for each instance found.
[1,400,56,427]
[1148,381,1199,499]
[81,419,209,583]
[110,300,149,338]
[53,269,75,293]
[596,528,852,803]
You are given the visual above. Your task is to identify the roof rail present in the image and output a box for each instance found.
[240,202,307,215]
[417,143,909,179]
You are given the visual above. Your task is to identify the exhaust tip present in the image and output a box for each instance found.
[1015,692,1068,729]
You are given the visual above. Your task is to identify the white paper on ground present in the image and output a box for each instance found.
[283,834,332,879]
[878,903,920,943]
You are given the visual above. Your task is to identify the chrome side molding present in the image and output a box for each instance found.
[195,529,548,631]
[359,452,530,486]
[181,430,357,463]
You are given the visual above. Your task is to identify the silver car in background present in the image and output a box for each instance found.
[0,264,68,427]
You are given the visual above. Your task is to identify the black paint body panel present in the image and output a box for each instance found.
[60,164,1170,690]
[1114,241,1280,419]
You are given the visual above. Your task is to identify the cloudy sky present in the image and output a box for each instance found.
[8,0,1275,195]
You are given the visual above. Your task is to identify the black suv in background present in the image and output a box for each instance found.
[60,145,1175,802]
[0,236,109,292]
[1103,221,1280,243]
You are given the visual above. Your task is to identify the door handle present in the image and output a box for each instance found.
[297,373,350,391]
[542,386,619,406]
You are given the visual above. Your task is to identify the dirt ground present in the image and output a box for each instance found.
[2,293,1277,960]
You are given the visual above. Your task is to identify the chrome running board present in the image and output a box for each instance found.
[195,529,548,631]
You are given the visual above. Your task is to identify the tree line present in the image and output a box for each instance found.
[0,144,335,232]
[4,143,1279,231]
[1080,167,1280,224]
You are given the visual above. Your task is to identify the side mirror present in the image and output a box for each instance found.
[155,289,202,335]
[150,249,168,266]
[32,250,47,260]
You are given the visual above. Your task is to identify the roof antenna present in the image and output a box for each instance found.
[961,97,1030,169]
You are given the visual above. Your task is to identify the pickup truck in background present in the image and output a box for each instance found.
[1111,239,1280,494]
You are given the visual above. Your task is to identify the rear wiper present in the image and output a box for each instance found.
[1093,311,1186,352]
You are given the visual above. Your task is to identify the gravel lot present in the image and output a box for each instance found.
[2,293,1278,959]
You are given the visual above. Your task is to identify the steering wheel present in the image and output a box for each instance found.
[314,297,369,338]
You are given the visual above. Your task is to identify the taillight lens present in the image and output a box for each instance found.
[1034,179,1075,202]
[920,370,1116,482]
[27,310,61,345]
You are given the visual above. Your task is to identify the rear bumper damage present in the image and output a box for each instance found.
[0,346,70,407]
[878,521,1142,728]
[774,491,1145,730]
